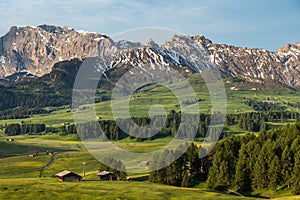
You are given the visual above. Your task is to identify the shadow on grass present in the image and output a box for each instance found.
[232,190,270,199]
[204,187,270,199]
[0,140,74,158]
[132,175,149,182]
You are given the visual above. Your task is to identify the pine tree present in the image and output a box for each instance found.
[292,151,300,194]
[281,146,293,187]
[268,155,281,191]
[181,170,190,187]
[60,125,67,135]
[149,153,160,183]
[260,121,266,131]
[171,118,177,137]
[253,144,269,189]
[235,144,252,191]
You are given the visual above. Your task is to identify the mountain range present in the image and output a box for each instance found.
[0,24,299,87]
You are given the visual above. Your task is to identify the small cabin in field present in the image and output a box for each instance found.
[46,150,54,155]
[56,170,82,182]
[97,171,116,181]
[126,177,132,182]
[138,160,150,167]
[28,151,38,157]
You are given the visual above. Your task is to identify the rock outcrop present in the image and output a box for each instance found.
[0,25,299,86]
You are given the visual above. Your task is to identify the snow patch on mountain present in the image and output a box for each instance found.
[0,25,300,87]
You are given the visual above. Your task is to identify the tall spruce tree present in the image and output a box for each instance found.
[235,144,252,191]
[268,155,281,191]
[292,151,300,194]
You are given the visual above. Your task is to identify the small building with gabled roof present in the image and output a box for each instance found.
[56,170,82,182]
[28,151,38,157]
[46,150,54,155]
[97,171,116,181]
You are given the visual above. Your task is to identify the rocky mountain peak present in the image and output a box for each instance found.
[0,25,113,77]
[115,40,142,49]
[37,24,74,34]
[0,24,299,87]
[147,39,159,49]
[192,35,213,48]
[278,43,300,55]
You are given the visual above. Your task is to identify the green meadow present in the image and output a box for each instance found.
[2,75,300,128]
[0,135,286,199]
[0,135,251,200]
[1,75,300,199]
[0,134,299,199]
[0,178,256,200]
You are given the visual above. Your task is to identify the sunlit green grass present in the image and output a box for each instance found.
[0,132,299,199]
[0,178,256,200]
[1,75,300,129]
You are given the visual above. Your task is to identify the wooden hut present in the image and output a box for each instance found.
[56,170,82,182]
[46,150,54,155]
[97,171,116,181]
[126,177,132,182]
[28,151,38,157]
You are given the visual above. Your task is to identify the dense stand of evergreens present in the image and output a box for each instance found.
[226,111,300,132]
[4,123,46,135]
[206,123,300,194]
[149,143,210,187]
[74,111,223,141]
[5,110,300,139]
[245,98,283,111]
[148,123,300,195]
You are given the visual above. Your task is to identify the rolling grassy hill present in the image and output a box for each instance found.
[1,73,300,199]
[0,134,300,199]
[0,134,248,199]
[0,178,255,200]
[1,74,300,128]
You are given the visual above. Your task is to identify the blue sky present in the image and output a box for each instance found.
[0,0,299,51]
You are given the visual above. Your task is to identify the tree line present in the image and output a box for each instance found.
[74,111,225,141]
[206,122,300,194]
[5,123,46,135]
[0,107,50,120]
[5,110,300,140]
[69,110,300,141]
[245,98,283,111]
[225,111,300,132]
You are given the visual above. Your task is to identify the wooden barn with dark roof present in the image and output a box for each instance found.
[97,171,116,181]
[56,170,82,182]
[28,151,38,157]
